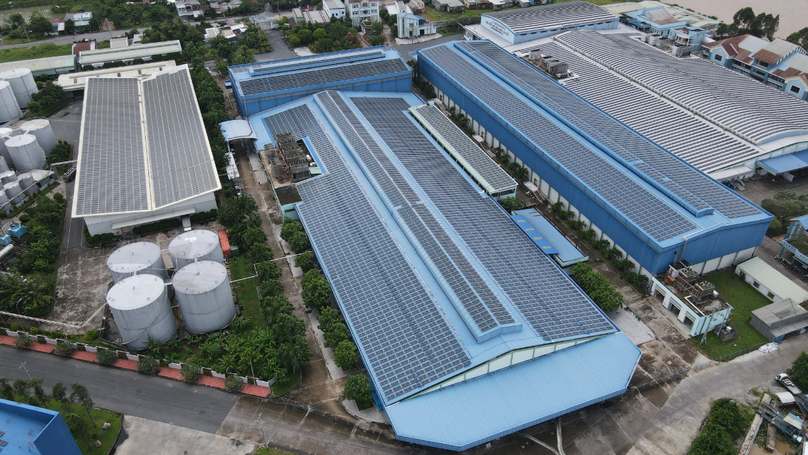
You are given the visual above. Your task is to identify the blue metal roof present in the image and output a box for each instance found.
[416,40,769,252]
[792,214,808,228]
[386,332,640,451]
[758,150,808,175]
[0,399,81,455]
[511,214,558,255]
[513,209,588,266]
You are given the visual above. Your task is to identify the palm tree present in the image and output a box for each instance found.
[0,273,54,315]
[278,343,300,375]
[217,354,237,374]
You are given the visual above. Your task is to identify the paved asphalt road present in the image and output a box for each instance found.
[49,101,86,252]
[0,345,239,434]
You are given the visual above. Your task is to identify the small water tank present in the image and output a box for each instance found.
[3,181,25,206]
[0,128,13,165]
[172,261,235,334]
[5,134,45,173]
[17,172,36,196]
[107,274,177,350]
[0,189,10,213]
[168,229,224,270]
[20,119,57,156]
[0,68,37,108]
[0,170,15,184]
[0,80,21,123]
[107,241,168,283]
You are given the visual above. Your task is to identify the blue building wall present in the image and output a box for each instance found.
[419,52,770,275]
[0,399,82,455]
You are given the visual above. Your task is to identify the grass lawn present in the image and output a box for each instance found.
[271,370,301,397]
[253,447,296,455]
[689,270,772,359]
[11,396,122,455]
[230,256,266,331]
[0,43,72,63]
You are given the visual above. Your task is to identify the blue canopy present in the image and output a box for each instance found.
[759,150,808,175]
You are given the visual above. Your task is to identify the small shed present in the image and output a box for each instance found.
[750,299,808,342]
[432,0,464,12]
[735,257,808,304]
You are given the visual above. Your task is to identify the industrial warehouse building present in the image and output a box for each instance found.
[228,46,412,117]
[463,1,618,45]
[0,398,81,455]
[248,89,640,451]
[72,65,220,235]
[544,31,808,181]
[417,40,771,276]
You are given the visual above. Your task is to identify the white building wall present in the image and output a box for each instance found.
[83,192,218,236]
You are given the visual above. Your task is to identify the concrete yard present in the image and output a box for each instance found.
[116,416,256,455]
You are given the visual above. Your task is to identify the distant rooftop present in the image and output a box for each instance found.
[57,61,176,91]
[0,54,75,75]
[485,1,617,34]
[78,40,182,65]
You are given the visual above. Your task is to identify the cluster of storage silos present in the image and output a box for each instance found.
[0,117,59,197]
[0,68,38,124]
[105,231,236,350]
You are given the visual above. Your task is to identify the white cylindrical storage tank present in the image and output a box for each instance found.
[3,181,25,206]
[107,241,169,283]
[0,68,37,108]
[168,230,224,270]
[172,261,235,334]
[107,274,176,350]
[0,80,21,123]
[0,128,13,165]
[17,172,36,196]
[0,156,8,172]
[20,119,57,156]
[0,189,9,212]
[5,134,45,173]
[0,170,15,184]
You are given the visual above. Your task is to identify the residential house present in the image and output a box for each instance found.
[346,0,380,26]
[324,0,346,19]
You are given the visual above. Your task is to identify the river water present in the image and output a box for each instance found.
[663,0,807,39]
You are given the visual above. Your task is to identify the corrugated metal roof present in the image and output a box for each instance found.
[752,299,806,326]
[0,54,75,74]
[486,1,617,34]
[736,257,808,304]
[643,7,678,24]
[56,61,176,91]
[78,40,182,65]
[386,333,640,451]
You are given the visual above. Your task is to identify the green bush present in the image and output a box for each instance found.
[570,263,623,311]
[86,330,99,341]
[84,227,115,246]
[225,375,243,391]
[334,340,359,371]
[343,374,374,410]
[14,333,32,350]
[190,209,219,223]
[288,231,311,254]
[790,352,808,391]
[180,363,201,384]
[688,398,747,455]
[132,218,181,235]
[569,220,586,231]
[96,349,116,365]
[54,341,75,356]
[137,356,159,374]
[624,272,649,291]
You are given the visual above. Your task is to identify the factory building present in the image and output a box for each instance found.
[0,398,82,455]
[248,90,640,451]
[72,65,220,235]
[77,40,183,69]
[418,40,771,276]
[228,46,411,117]
[57,61,177,93]
[463,2,618,46]
[550,31,808,180]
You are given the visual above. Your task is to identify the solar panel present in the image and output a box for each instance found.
[75,77,148,216]
[264,100,470,403]
[240,59,410,96]
[410,105,516,194]
[556,31,808,145]
[352,95,617,341]
[487,1,616,34]
[420,44,697,241]
[142,69,220,209]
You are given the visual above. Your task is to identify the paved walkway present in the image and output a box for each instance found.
[0,334,268,398]
[115,416,256,455]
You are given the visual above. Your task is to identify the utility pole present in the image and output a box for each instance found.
[19,361,32,380]
[255,413,268,448]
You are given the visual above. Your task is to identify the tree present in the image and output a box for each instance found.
[294,250,316,272]
[605,247,624,261]
[790,352,808,391]
[581,229,597,241]
[280,218,304,241]
[29,378,47,402]
[64,19,75,34]
[12,378,29,396]
[70,383,97,427]
[6,13,25,29]
[0,378,13,400]
[257,261,282,281]
[261,294,293,325]
[788,27,808,51]
[88,17,100,32]
[324,322,350,348]
[318,307,340,332]
[334,340,359,371]
[240,227,267,251]
[499,196,526,213]
[717,8,780,40]
[592,239,611,252]
[47,140,73,165]
[29,14,54,35]
[52,382,71,413]
[288,231,310,254]
[570,263,623,311]
[259,279,284,300]
[343,374,374,410]
[65,413,91,448]
[301,270,331,309]
[688,398,745,455]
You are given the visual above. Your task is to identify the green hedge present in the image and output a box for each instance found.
[132,218,181,235]
[84,227,116,246]
[191,209,218,223]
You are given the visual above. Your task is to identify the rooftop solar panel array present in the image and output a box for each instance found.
[264,100,470,403]
[142,70,219,209]
[75,78,149,216]
[556,31,808,145]
[323,93,516,336]
[239,59,409,96]
[456,40,762,220]
[352,95,617,341]
[410,105,516,194]
[420,44,697,241]
[487,1,616,34]
[530,42,762,173]
[230,48,384,74]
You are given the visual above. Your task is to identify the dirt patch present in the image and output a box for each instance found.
[640,386,669,409]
